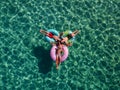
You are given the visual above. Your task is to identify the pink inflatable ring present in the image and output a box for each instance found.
[50,45,69,62]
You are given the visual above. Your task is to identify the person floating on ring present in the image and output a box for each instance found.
[40,29,80,69]
[40,29,60,41]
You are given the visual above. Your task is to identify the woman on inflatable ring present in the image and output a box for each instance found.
[50,43,69,69]
[60,30,79,46]
[40,29,60,43]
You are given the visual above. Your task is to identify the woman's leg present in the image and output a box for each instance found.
[56,54,61,69]
[56,48,62,69]
[40,30,48,35]
[56,55,59,69]
[56,48,59,69]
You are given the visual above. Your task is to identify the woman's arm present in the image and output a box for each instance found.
[71,30,80,37]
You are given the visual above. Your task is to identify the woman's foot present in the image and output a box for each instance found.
[56,66,59,69]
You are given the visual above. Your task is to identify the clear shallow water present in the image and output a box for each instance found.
[0,0,120,90]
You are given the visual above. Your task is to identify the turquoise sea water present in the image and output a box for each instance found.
[0,0,120,90]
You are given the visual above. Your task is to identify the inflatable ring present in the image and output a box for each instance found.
[50,45,69,62]
[45,29,59,43]
[62,30,75,43]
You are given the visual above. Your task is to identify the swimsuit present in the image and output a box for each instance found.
[47,32,54,38]
[67,34,73,40]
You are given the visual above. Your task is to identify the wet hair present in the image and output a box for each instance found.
[67,34,73,40]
